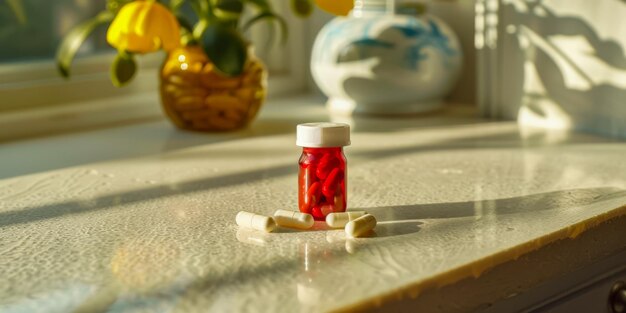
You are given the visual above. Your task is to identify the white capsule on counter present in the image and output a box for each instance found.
[236,211,276,233]
[345,214,377,238]
[325,211,368,228]
[273,209,314,229]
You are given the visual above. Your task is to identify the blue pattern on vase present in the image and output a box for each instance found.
[336,38,395,63]
[320,19,375,62]
[396,19,458,70]
[321,16,457,71]
[311,7,463,115]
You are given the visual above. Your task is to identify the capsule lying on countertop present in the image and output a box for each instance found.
[273,209,315,229]
[345,214,377,238]
[236,211,276,233]
[326,211,368,228]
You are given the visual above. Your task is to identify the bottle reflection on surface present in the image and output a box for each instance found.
[298,240,327,307]
[234,227,370,308]
[298,240,320,307]
[297,236,361,308]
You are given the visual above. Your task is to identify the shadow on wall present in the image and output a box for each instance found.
[500,0,626,138]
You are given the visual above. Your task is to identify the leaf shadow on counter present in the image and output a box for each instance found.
[252,187,626,241]
[1,120,620,230]
[0,127,524,228]
[0,163,294,229]
[227,187,626,313]
[361,187,626,238]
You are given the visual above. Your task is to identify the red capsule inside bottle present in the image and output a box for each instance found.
[299,147,347,220]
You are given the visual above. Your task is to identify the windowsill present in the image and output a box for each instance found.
[1,94,625,312]
[0,75,308,143]
[1,93,323,177]
[0,91,163,143]
[0,93,477,178]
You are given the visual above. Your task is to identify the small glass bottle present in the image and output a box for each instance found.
[296,123,351,220]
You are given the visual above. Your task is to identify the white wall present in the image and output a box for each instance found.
[478,0,626,138]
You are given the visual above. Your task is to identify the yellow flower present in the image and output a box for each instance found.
[107,0,180,53]
[315,0,353,16]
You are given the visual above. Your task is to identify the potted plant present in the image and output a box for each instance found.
[56,0,353,132]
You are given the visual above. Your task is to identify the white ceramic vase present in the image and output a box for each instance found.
[311,0,463,115]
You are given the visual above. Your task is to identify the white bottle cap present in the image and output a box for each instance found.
[296,123,351,147]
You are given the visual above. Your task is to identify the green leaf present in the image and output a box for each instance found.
[242,0,271,11]
[243,11,288,44]
[106,0,133,13]
[193,18,209,39]
[176,18,195,46]
[170,0,186,12]
[214,0,243,15]
[188,0,214,21]
[201,24,247,76]
[212,0,243,26]
[56,11,114,78]
[290,0,312,17]
[111,51,137,87]
[176,14,197,45]
[176,14,194,33]
[7,0,26,24]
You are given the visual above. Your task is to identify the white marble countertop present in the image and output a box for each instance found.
[1,95,626,313]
